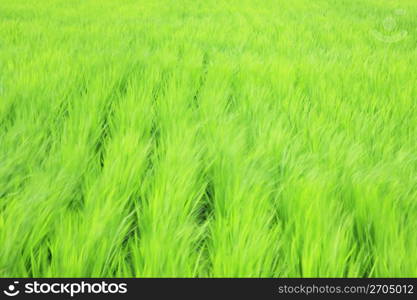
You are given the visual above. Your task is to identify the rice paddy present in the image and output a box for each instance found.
[0,0,416,277]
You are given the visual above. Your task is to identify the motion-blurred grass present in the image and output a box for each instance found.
[0,0,416,277]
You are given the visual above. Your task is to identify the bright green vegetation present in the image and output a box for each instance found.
[0,0,416,277]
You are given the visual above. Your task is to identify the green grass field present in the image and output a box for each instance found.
[0,0,416,277]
